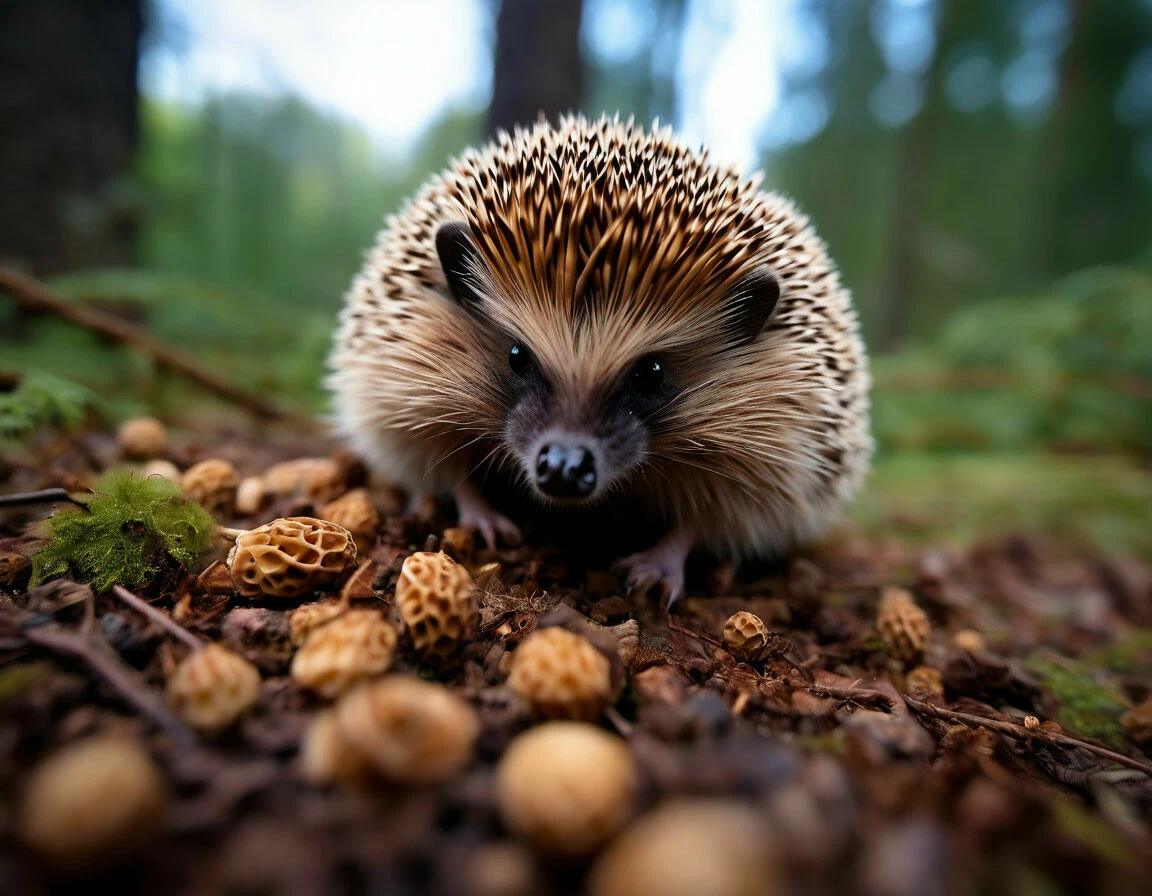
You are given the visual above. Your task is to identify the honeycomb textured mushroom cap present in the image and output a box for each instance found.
[234,476,267,516]
[138,459,181,484]
[18,736,168,871]
[904,665,944,698]
[876,588,931,662]
[334,677,479,784]
[507,626,612,721]
[722,611,780,663]
[300,709,373,786]
[588,799,776,896]
[290,608,397,699]
[167,643,262,732]
[318,488,380,554]
[395,551,480,662]
[1,550,31,588]
[263,457,343,503]
[181,458,240,517]
[289,600,346,646]
[117,416,168,460]
[228,517,357,599]
[496,722,636,857]
[440,527,475,565]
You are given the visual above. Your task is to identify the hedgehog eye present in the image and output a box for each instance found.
[628,356,665,395]
[509,341,534,376]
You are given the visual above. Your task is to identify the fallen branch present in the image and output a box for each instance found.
[112,585,203,652]
[902,693,1152,778]
[0,487,87,509]
[0,267,307,424]
[786,678,896,712]
[21,621,195,747]
[667,617,721,647]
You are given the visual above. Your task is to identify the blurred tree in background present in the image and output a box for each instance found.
[491,0,585,133]
[0,0,143,274]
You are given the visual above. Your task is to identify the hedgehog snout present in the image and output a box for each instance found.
[534,442,597,499]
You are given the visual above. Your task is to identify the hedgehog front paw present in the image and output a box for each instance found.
[615,541,696,614]
[463,508,522,551]
[615,553,686,611]
[454,481,522,549]
[614,524,695,611]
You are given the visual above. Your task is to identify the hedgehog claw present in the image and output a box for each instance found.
[455,482,522,549]
[613,535,689,612]
[477,520,495,551]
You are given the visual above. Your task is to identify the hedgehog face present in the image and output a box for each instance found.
[436,220,781,507]
[497,339,671,504]
[438,222,684,504]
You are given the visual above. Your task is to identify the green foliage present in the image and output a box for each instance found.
[937,268,1152,379]
[0,371,100,448]
[872,268,1152,456]
[31,471,216,592]
[136,94,481,313]
[0,267,334,417]
[1085,629,1152,678]
[1024,651,1128,748]
[855,453,1152,560]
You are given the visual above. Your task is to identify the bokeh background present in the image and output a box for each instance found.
[2,0,1150,553]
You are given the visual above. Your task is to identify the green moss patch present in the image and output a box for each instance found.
[31,470,215,591]
[1025,650,1129,748]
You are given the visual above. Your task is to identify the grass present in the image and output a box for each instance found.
[853,452,1152,559]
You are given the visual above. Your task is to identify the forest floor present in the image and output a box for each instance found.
[1,421,1151,895]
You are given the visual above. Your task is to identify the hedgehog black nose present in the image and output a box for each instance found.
[535,443,596,498]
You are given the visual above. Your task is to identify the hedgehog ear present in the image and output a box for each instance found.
[723,268,780,348]
[435,221,487,314]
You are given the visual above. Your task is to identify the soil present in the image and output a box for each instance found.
[2,425,1151,895]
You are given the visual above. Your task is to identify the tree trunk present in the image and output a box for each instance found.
[874,0,968,351]
[0,0,143,276]
[489,0,585,135]
[1035,0,1148,274]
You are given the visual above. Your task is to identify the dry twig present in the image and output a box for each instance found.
[112,585,204,651]
[667,617,722,647]
[902,693,1152,778]
[21,622,195,746]
[785,678,897,712]
[0,487,87,509]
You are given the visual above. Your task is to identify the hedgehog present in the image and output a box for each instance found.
[329,115,870,608]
